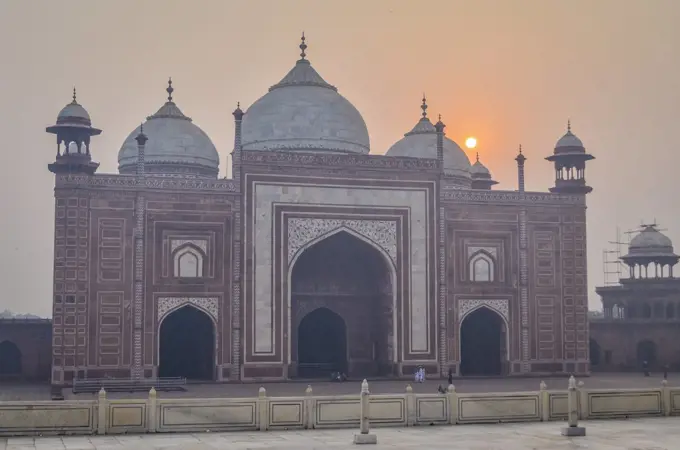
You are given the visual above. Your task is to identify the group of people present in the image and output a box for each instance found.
[413,366,426,383]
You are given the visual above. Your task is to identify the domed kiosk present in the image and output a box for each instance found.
[622,224,679,279]
[241,35,370,154]
[118,79,219,177]
[386,97,471,186]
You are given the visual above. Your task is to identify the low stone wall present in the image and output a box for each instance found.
[0,380,677,436]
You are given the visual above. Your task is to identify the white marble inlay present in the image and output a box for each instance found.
[287,218,397,266]
[250,182,431,356]
[157,297,219,323]
[458,299,509,323]
[170,239,208,254]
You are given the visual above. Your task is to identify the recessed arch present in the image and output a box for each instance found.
[172,244,205,278]
[297,307,348,378]
[287,228,398,377]
[459,306,508,376]
[0,341,21,376]
[158,304,215,380]
[289,225,397,273]
[468,250,495,282]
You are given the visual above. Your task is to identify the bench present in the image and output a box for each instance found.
[72,377,187,394]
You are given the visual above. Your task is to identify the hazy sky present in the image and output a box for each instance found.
[1,0,679,317]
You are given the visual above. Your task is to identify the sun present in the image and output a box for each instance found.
[465,137,477,149]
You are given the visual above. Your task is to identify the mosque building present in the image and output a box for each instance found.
[40,36,595,385]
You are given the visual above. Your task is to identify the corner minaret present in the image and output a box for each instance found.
[434,114,445,166]
[515,145,526,193]
[46,88,101,175]
[546,120,594,194]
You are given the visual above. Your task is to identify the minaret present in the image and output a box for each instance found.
[546,120,595,194]
[46,88,101,175]
[132,125,148,379]
[515,145,526,193]
[232,102,244,184]
[135,123,147,177]
[434,114,445,166]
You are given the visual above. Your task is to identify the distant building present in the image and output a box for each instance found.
[591,225,680,370]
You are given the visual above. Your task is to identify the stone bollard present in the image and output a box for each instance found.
[561,376,586,437]
[662,379,671,416]
[147,387,157,433]
[447,384,457,425]
[353,379,377,445]
[405,384,416,426]
[258,387,269,431]
[539,381,549,422]
[97,388,107,435]
[304,385,314,429]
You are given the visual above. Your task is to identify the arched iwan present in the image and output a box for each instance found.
[286,227,399,366]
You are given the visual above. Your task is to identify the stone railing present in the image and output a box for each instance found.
[0,379,678,437]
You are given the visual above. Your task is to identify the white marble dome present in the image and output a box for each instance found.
[118,81,219,177]
[555,121,584,150]
[470,155,491,177]
[56,89,92,126]
[386,101,471,179]
[627,225,676,258]
[241,38,370,154]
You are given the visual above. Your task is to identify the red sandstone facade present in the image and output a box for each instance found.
[39,39,597,386]
[0,319,51,381]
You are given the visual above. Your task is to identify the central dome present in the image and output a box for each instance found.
[241,36,370,154]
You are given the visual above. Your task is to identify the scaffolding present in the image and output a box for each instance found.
[602,221,667,285]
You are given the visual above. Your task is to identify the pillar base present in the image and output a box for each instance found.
[561,426,586,437]
[353,433,377,444]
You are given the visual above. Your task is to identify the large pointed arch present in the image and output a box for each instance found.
[286,226,399,372]
[156,302,219,380]
[458,305,509,375]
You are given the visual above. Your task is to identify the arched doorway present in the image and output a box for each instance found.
[460,308,505,376]
[159,306,215,380]
[297,308,347,378]
[636,340,657,367]
[589,339,601,367]
[291,230,394,378]
[0,341,21,376]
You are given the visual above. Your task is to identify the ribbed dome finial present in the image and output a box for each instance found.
[476,152,480,162]
[299,32,307,60]
[167,77,174,102]
[72,87,77,104]
[567,119,571,133]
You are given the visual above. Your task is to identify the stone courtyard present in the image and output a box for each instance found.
[1,417,677,449]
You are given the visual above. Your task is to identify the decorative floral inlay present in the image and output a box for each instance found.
[170,239,208,254]
[157,297,219,323]
[459,299,509,323]
[287,218,397,266]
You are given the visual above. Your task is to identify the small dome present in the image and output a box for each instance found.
[118,80,219,177]
[56,89,91,126]
[555,121,585,151]
[470,154,491,177]
[241,36,370,154]
[626,225,677,259]
[385,98,471,180]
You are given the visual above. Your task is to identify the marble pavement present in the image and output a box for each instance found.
[2,417,679,449]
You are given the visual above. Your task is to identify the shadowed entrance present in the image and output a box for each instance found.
[297,308,347,378]
[460,308,505,376]
[159,306,215,380]
[0,341,21,376]
[291,230,393,378]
